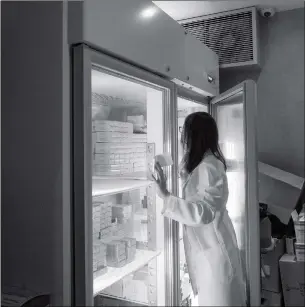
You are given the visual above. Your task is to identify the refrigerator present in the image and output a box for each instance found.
[72,44,260,307]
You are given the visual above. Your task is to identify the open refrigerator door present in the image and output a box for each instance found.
[72,45,176,307]
[174,82,259,307]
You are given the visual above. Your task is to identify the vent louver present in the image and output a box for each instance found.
[181,7,259,68]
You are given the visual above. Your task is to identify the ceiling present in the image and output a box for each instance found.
[154,0,304,21]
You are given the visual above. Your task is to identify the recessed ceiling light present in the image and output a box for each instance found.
[140,6,157,19]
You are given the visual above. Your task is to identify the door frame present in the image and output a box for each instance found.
[177,85,210,107]
[72,43,179,306]
[211,80,260,307]
[175,85,210,304]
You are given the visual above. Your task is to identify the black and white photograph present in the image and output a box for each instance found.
[1,1,304,306]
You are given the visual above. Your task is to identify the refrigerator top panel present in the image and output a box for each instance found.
[68,0,219,96]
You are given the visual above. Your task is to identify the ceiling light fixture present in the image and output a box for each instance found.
[140,6,157,19]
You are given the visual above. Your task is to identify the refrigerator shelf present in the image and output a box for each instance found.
[99,293,148,306]
[92,177,152,197]
[93,172,147,180]
[93,249,160,296]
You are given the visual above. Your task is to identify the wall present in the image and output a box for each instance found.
[220,8,304,178]
[1,1,71,305]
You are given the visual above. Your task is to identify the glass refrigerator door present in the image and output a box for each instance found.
[176,89,209,306]
[72,45,177,307]
[211,81,260,306]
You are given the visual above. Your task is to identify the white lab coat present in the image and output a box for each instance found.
[162,153,247,306]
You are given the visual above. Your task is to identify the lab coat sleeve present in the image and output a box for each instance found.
[162,161,224,226]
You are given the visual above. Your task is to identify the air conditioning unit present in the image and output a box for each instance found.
[180,7,260,69]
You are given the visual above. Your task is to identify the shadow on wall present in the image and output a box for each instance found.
[220,8,304,178]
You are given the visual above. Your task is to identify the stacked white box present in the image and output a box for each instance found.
[103,273,148,304]
[93,240,107,274]
[127,115,147,134]
[105,240,127,268]
[94,132,147,143]
[127,115,145,126]
[121,237,137,263]
[93,143,147,176]
[112,204,133,223]
[93,202,113,241]
[111,223,125,238]
[122,189,143,212]
[133,160,146,168]
[92,120,147,177]
[95,143,146,154]
[93,204,101,239]
[100,202,112,231]
[103,275,133,298]
[92,120,133,133]
[120,237,136,248]
[94,163,133,176]
[131,134,147,143]
[104,237,137,268]
[93,161,146,176]
[92,132,97,155]
[134,211,148,245]
[94,152,146,165]
[140,187,147,198]
[124,277,148,303]
[100,226,112,240]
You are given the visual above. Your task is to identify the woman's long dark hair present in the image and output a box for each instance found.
[181,112,227,174]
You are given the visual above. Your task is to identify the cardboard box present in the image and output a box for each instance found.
[261,290,282,307]
[286,237,296,256]
[280,254,305,306]
[258,162,304,224]
[261,239,285,292]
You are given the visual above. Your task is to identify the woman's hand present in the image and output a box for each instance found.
[151,162,170,199]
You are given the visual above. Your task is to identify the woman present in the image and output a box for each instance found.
[153,112,246,306]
